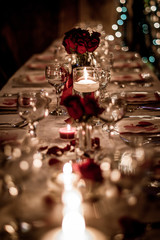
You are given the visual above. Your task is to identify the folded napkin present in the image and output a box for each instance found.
[34,54,53,62]
[0,129,26,145]
[13,73,48,86]
[26,74,46,83]
[0,97,17,110]
[114,52,140,61]
[113,60,143,69]
[26,62,47,70]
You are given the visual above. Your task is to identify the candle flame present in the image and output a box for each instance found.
[67,124,71,131]
[62,212,85,240]
[63,162,72,175]
[84,67,88,81]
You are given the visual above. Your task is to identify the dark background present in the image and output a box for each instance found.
[0,0,78,88]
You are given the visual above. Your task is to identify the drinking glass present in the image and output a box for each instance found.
[99,92,126,137]
[18,90,49,138]
[45,63,68,115]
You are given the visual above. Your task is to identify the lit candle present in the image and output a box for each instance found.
[62,162,72,190]
[59,124,76,139]
[73,67,99,93]
[62,211,86,240]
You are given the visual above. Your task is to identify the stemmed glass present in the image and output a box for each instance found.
[45,63,68,115]
[99,92,126,137]
[18,90,49,139]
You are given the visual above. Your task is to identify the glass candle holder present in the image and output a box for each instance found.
[73,67,99,94]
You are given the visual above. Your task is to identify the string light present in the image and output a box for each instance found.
[111,0,129,46]
[143,0,160,67]
[111,0,160,71]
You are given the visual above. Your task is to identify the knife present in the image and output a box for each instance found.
[139,106,160,111]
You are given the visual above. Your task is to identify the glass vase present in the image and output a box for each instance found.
[76,122,93,159]
[71,52,96,69]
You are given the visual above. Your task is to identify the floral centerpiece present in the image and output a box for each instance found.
[62,93,104,155]
[62,27,101,67]
[61,27,101,103]
[62,93,104,123]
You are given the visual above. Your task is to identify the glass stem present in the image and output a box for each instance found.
[28,122,37,138]
[55,88,60,110]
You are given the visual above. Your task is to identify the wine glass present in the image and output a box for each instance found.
[18,90,49,138]
[45,63,68,115]
[99,92,126,137]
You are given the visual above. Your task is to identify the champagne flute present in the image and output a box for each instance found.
[18,90,49,138]
[45,63,68,115]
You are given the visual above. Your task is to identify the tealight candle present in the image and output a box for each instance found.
[59,124,76,139]
[73,79,99,93]
[73,67,99,93]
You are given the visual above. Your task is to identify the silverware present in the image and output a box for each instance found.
[139,106,160,111]
[127,104,160,112]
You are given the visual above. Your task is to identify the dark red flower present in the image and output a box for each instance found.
[77,41,87,54]
[73,158,103,182]
[62,28,101,54]
[83,95,104,117]
[63,38,77,54]
[62,28,78,54]
[63,95,85,121]
[87,32,101,52]
[62,93,104,122]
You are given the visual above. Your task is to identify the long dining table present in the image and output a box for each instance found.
[0,27,160,240]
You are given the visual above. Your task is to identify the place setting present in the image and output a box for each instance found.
[0,94,18,114]
[12,71,50,88]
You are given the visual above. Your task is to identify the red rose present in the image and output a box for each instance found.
[62,28,101,54]
[83,95,104,117]
[63,95,85,121]
[73,158,103,182]
[75,29,90,54]
[63,38,77,54]
[87,32,101,52]
[76,39,87,54]
[62,28,78,54]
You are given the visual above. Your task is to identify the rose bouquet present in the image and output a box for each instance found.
[62,93,104,123]
[62,28,101,67]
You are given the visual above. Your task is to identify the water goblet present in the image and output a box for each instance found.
[18,90,49,139]
[99,92,126,137]
[45,63,68,115]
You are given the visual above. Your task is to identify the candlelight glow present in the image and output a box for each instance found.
[84,67,88,81]
[62,189,82,211]
[63,162,72,175]
[63,162,72,190]
[67,124,71,131]
[62,212,85,240]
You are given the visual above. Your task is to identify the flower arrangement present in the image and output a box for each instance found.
[62,28,101,67]
[62,93,104,123]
